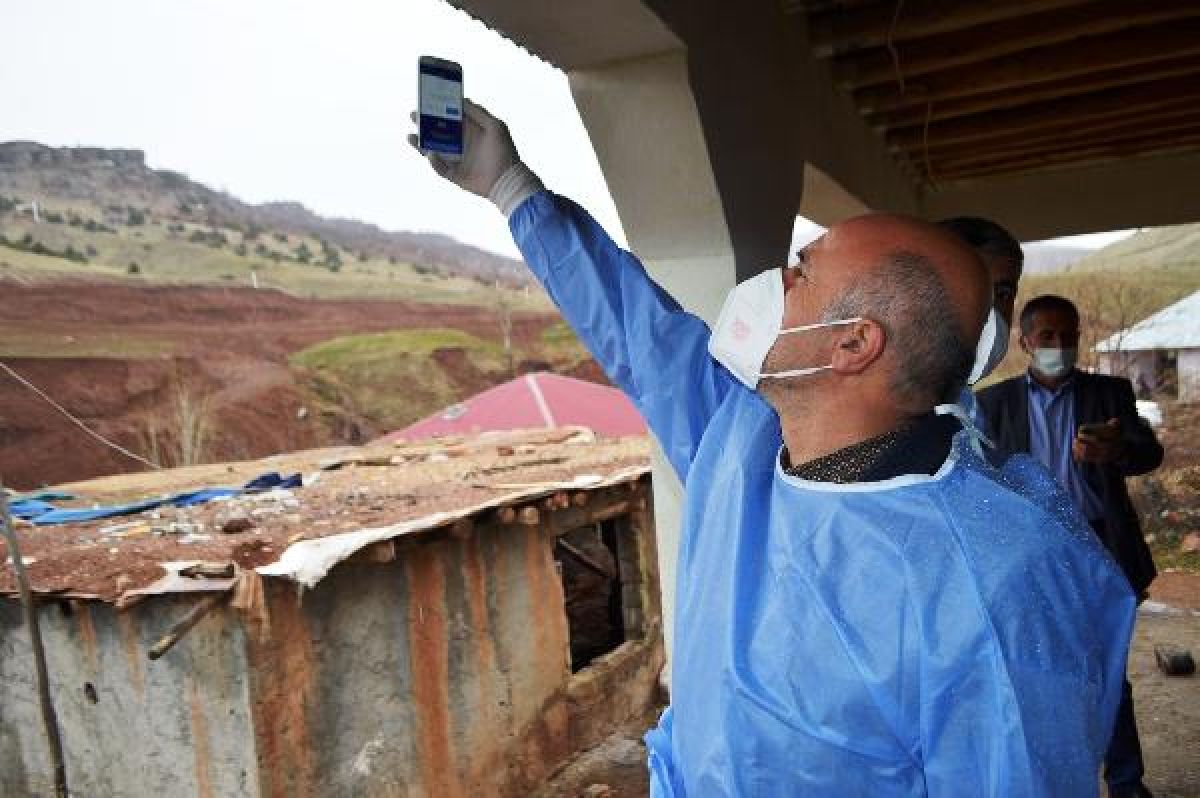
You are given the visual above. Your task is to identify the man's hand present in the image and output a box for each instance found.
[1073,418,1125,464]
[407,99,542,215]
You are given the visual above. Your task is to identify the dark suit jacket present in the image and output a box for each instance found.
[977,370,1163,594]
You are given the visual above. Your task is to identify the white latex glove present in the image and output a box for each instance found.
[407,99,544,217]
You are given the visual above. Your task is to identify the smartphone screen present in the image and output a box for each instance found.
[418,56,463,161]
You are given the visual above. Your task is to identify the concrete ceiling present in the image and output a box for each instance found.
[795,0,1200,184]
[445,0,680,69]
[444,0,1200,238]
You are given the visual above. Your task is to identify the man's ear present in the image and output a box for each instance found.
[1018,334,1033,356]
[830,320,885,374]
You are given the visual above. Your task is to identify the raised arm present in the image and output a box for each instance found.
[409,100,739,479]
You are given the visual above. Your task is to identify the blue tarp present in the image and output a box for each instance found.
[12,472,302,526]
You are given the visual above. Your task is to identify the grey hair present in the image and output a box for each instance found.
[821,251,974,409]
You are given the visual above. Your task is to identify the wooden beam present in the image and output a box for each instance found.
[933,133,1200,182]
[837,0,1200,88]
[854,19,1200,114]
[808,0,1093,58]
[901,104,1200,162]
[865,54,1200,130]
[555,538,617,579]
[924,116,1200,174]
[885,76,1200,151]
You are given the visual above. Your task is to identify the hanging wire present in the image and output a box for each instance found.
[0,360,161,471]
[886,0,906,93]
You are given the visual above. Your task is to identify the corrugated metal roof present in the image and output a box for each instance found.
[0,428,650,602]
[382,372,646,442]
[1095,290,1200,352]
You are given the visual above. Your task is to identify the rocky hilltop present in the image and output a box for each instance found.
[0,141,532,286]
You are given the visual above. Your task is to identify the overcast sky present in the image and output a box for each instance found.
[2,0,1130,258]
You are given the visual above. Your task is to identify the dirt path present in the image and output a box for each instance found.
[1127,609,1200,798]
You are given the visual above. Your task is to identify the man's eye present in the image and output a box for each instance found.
[791,252,810,279]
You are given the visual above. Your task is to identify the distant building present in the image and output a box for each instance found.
[1095,290,1200,402]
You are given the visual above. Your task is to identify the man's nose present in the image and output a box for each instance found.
[781,267,798,293]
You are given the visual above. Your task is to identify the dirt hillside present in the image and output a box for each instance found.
[0,278,583,489]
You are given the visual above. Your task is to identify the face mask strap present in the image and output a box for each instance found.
[759,364,834,381]
[779,316,864,336]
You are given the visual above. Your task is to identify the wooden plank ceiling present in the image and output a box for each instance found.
[791,0,1200,183]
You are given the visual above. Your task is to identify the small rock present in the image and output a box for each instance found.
[1181,532,1200,553]
[220,516,256,535]
[607,738,646,767]
[582,786,614,798]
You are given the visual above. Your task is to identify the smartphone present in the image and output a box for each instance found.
[1077,422,1117,441]
[418,56,464,161]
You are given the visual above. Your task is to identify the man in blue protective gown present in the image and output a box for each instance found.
[410,101,1136,797]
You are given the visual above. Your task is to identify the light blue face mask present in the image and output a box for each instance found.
[969,308,1009,384]
[1032,346,1077,379]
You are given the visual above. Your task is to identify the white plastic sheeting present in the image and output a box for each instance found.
[257,467,646,588]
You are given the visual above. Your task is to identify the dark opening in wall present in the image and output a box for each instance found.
[554,516,644,672]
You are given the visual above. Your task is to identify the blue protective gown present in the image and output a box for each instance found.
[510,191,1136,797]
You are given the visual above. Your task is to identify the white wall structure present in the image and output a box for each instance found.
[1179,349,1200,403]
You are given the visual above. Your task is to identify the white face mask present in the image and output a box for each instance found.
[1031,347,1077,379]
[968,308,1009,385]
[708,267,861,389]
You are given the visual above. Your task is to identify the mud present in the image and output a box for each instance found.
[0,278,565,488]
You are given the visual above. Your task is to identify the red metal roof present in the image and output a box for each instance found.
[383,372,646,442]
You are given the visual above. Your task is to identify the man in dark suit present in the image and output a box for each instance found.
[977,294,1163,798]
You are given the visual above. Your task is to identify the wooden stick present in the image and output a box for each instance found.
[1,489,68,797]
[556,538,617,579]
[147,592,227,660]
